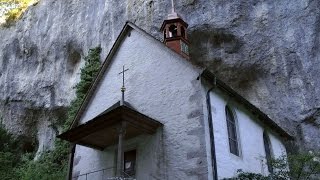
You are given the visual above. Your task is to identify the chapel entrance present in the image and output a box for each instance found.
[124,150,136,177]
[57,101,162,179]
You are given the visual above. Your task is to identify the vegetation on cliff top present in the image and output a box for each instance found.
[0,0,38,25]
[0,47,102,179]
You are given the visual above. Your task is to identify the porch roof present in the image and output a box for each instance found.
[57,101,162,150]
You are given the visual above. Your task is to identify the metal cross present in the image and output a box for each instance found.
[119,65,129,104]
[119,65,129,90]
[171,0,175,13]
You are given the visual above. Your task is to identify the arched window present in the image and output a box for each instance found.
[168,24,178,37]
[263,131,273,173]
[225,106,239,156]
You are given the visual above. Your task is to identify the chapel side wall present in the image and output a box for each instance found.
[72,28,207,180]
[209,89,287,179]
[269,133,287,159]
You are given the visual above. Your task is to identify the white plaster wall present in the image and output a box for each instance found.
[269,133,287,159]
[73,26,207,180]
[209,88,287,179]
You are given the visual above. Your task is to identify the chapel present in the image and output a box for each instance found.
[58,3,293,180]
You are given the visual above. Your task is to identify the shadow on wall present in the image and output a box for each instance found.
[188,24,263,91]
[66,41,82,76]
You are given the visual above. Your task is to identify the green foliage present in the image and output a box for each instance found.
[287,151,320,179]
[223,169,269,180]
[0,123,19,180]
[64,46,102,130]
[16,47,102,179]
[0,47,102,180]
[0,0,39,26]
[15,139,69,180]
[223,152,320,180]
[0,152,17,180]
[15,151,67,180]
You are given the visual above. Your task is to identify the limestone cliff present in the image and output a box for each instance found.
[0,0,319,153]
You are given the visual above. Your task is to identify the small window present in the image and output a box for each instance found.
[169,25,178,37]
[124,150,136,177]
[180,40,189,55]
[263,131,273,173]
[225,106,239,156]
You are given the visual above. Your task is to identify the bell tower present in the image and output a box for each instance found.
[160,0,189,59]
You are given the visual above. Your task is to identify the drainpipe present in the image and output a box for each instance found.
[67,144,76,180]
[206,84,218,180]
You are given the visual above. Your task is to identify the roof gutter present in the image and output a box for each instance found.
[201,69,294,140]
[67,144,76,180]
[205,79,218,180]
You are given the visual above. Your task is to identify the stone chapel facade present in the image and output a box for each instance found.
[58,8,293,180]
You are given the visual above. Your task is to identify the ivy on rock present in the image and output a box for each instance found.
[0,47,102,180]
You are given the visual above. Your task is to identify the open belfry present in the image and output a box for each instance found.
[56,1,292,179]
[2,0,320,179]
[161,0,190,59]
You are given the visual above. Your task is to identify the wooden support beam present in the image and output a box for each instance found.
[116,121,126,177]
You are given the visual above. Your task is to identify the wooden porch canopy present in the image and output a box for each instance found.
[57,101,162,150]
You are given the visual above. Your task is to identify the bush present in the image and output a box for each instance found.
[223,152,320,180]
[0,123,20,180]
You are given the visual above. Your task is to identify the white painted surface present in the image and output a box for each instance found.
[71,24,288,180]
[209,88,287,179]
[73,26,206,180]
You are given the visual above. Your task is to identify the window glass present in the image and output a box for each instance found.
[180,41,189,55]
[225,106,239,156]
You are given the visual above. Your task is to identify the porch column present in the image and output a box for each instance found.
[116,121,126,177]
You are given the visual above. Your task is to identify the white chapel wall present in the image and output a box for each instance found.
[208,89,287,179]
[269,133,287,159]
[72,26,207,180]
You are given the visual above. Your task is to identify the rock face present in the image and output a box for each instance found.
[0,0,319,153]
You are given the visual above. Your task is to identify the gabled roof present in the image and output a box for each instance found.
[58,101,162,150]
[64,21,293,142]
[68,21,185,129]
[201,69,294,140]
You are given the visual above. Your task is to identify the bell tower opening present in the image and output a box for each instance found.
[160,0,189,59]
[169,24,178,37]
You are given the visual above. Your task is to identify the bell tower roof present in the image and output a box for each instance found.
[160,0,190,59]
[167,0,181,20]
[160,0,188,31]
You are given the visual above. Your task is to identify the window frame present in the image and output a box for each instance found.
[123,149,137,177]
[263,131,274,174]
[225,105,241,157]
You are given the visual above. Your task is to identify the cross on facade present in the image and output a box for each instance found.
[171,0,175,13]
[117,65,129,176]
[119,65,129,105]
